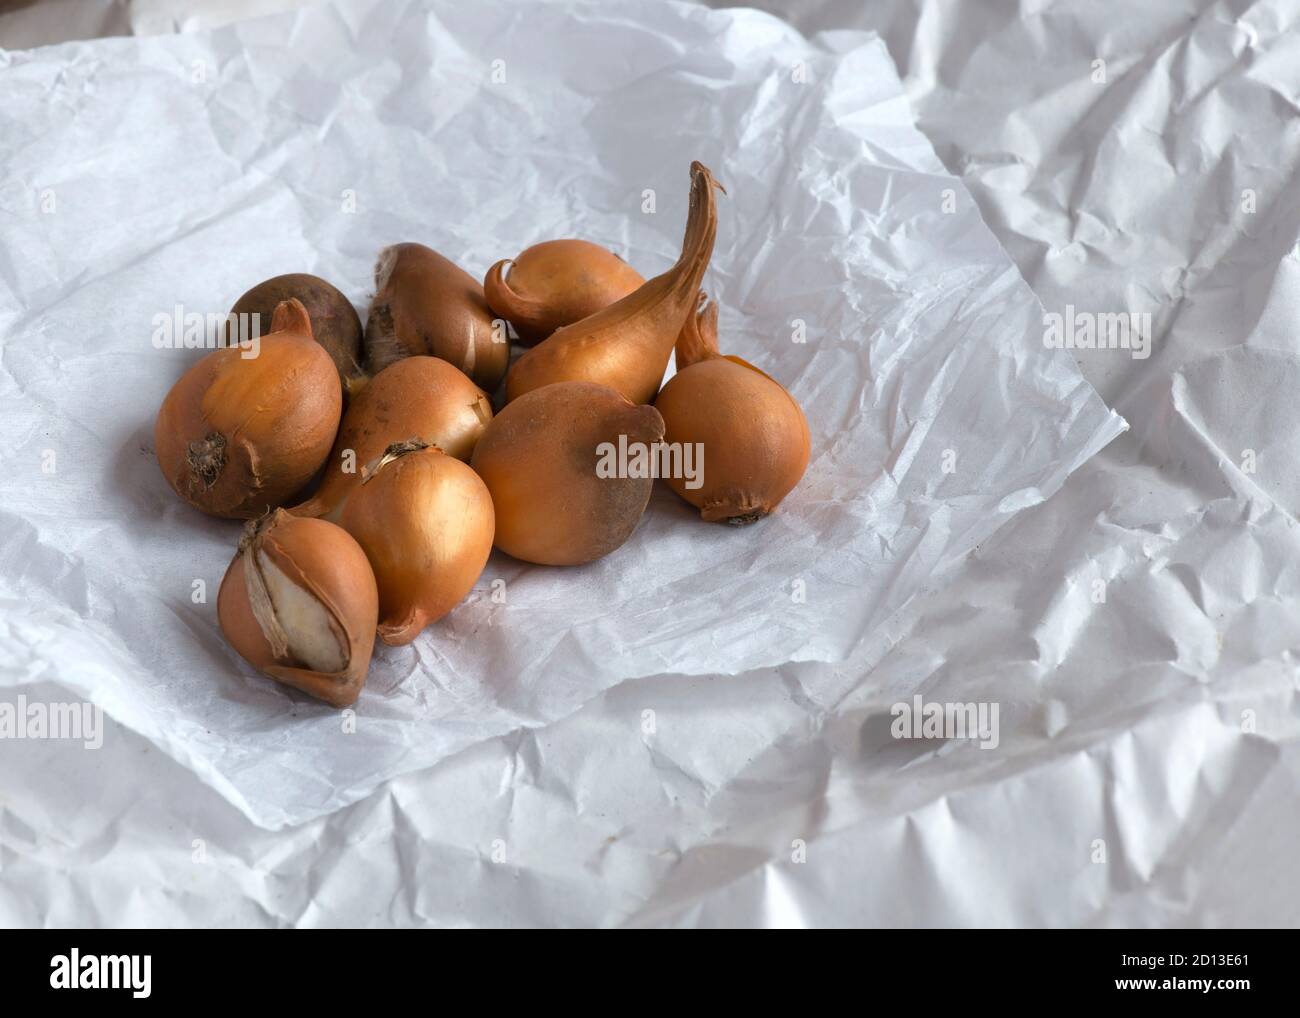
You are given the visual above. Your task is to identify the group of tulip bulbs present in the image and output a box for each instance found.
[154,162,810,708]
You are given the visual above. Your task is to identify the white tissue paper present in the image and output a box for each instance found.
[0,0,1122,829]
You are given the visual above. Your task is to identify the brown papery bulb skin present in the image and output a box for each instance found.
[338,442,495,646]
[365,243,509,393]
[291,356,492,521]
[504,162,724,406]
[654,297,810,524]
[226,273,365,396]
[154,299,342,519]
[471,381,665,566]
[217,510,379,708]
[483,239,645,347]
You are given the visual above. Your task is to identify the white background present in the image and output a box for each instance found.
[1,0,1297,926]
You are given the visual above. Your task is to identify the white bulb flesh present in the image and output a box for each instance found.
[256,549,348,673]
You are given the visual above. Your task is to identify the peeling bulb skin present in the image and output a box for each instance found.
[338,442,495,645]
[290,356,492,521]
[471,381,666,565]
[364,243,509,392]
[504,162,724,406]
[154,298,342,519]
[484,239,645,346]
[226,273,365,395]
[654,296,810,523]
[217,510,379,708]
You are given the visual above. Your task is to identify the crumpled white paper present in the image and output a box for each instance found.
[0,0,1121,830]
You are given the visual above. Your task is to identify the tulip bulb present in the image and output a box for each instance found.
[338,440,495,646]
[654,296,810,524]
[217,509,379,707]
[155,298,342,518]
[504,162,723,406]
[226,273,365,396]
[365,243,510,392]
[291,356,492,521]
[484,239,645,346]
[470,381,665,565]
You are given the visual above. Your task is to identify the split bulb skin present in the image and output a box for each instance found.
[364,243,510,393]
[217,510,379,708]
[154,298,342,519]
[654,298,810,524]
[470,381,666,566]
[504,162,723,407]
[484,239,646,346]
